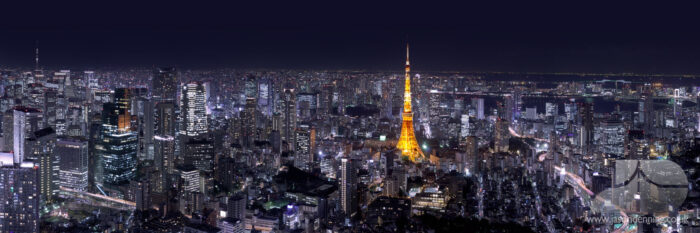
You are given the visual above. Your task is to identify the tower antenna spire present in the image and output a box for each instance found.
[406,43,410,65]
[35,40,39,71]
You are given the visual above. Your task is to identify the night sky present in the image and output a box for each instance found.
[1,2,700,73]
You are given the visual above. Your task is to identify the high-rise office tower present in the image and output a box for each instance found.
[155,102,176,136]
[53,70,69,92]
[320,83,334,118]
[626,130,649,159]
[598,119,625,157]
[131,178,150,211]
[85,70,98,89]
[99,102,138,185]
[181,82,208,137]
[513,89,523,120]
[473,98,485,120]
[43,90,58,129]
[297,92,317,120]
[183,138,214,172]
[114,88,133,131]
[281,87,297,150]
[241,98,257,147]
[26,127,58,204]
[13,106,44,164]
[545,102,558,117]
[428,90,441,136]
[177,164,200,193]
[579,100,594,153]
[465,136,479,172]
[396,44,424,162]
[87,115,102,193]
[340,157,356,217]
[136,97,155,160]
[152,67,178,101]
[228,116,243,147]
[258,78,273,117]
[0,157,39,233]
[503,94,514,122]
[1,112,11,152]
[154,134,174,193]
[294,124,315,171]
[549,131,558,157]
[460,114,471,138]
[244,75,257,98]
[564,102,576,122]
[494,119,510,153]
[25,127,56,161]
[55,137,89,191]
[525,107,538,120]
[641,94,654,132]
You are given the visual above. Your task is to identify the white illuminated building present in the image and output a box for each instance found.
[181,82,208,137]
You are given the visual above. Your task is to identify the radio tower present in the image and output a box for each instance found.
[35,40,39,71]
[396,44,424,162]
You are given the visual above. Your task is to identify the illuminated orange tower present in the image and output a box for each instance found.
[396,44,424,162]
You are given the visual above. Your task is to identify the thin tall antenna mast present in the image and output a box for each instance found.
[35,40,39,71]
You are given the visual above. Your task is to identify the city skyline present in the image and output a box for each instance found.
[1,2,699,233]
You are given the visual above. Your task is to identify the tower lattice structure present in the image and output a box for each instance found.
[396,44,424,162]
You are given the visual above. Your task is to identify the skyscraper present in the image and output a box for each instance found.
[474,98,485,120]
[545,102,558,117]
[340,157,356,217]
[281,87,297,150]
[55,137,89,191]
[241,97,257,147]
[152,67,178,101]
[131,178,150,211]
[114,88,133,131]
[1,113,13,152]
[626,130,649,159]
[29,127,58,204]
[564,101,576,122]
[153,101,176,193]
[579,100,594,153]
[494,119,510,153]
[13,106,44,164]
[641,93,654,132]
[181,82,208,137]
[294,124,315,171]
[183,138,214,172]
[396,44,424,162]
[154,134,174,193]
[137,97,155,160]
[428,90,441,136]
[258,78,271,107]
[597,119,625,157]
[465,136,479,172]
[244,75,257,98]
[177,164,200,193]
[0,157,39,233]
[99,102,138,185]
[155,101,176,136]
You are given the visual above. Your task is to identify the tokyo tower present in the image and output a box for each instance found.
[396,44,424,162]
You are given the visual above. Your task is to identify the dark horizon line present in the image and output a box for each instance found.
[4,65,700,78]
